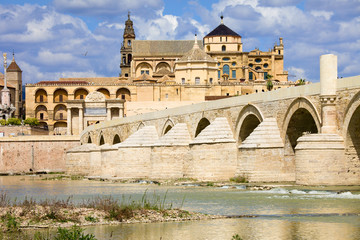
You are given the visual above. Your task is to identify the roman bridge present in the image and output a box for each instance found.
[67,54,360,185]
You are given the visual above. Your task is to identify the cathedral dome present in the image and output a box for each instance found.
[179,36,215,62]
[205,16,241,38]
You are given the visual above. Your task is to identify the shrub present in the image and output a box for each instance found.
[2,212,19,232]
[232,234,243,240]
[24,117,39,126]
[6,118,21,126]
[0,119,6,126]
[230,175,248,183]
[55,226,96,240]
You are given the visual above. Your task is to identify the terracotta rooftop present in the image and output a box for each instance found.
[7,60,22,72]
[133,40,203,57]
[0,79,15,88]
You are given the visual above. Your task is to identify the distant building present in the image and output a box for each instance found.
[25,14,294,135]
[0,53,23,119]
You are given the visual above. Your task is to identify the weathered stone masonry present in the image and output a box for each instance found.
[67,55,360,185]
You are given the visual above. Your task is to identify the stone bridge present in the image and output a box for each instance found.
[67,55,360,185]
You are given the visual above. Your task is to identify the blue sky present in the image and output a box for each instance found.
[0,0,359,84]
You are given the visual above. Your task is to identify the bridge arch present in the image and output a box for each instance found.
[343,91,360,153]
[137,122,145,130]
[87,134,92,144]
[99,132,105,146]
[161,118,174,136]
[195,117,210,137]
[235,104,264,143]
[282,97,321,150]
[113,134,121,144]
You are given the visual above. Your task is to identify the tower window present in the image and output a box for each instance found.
[222,45,226,52]
[195,77,200,85]
[128,40,131,46]
[59,113,63,120]
[209,78,213,84]
[40,113,44,120]
[220,37,222,42]
[80,95,84,100]
[182,78,185,84]
[39,95,43,102]
[59,95,63,102]
[121,94,125,100]
[255,58,262,63]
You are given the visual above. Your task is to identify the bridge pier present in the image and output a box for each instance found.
[295,54,349,185]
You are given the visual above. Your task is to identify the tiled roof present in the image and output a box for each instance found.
[179,41,215,62]
[0,79,15,88]
[7,60,22,72]
[133,40,203,57]
[205,24,241,38]
[36,81,90,85]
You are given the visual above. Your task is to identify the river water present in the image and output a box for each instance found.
[1,176,360,240]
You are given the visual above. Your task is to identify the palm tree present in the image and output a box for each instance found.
[296,78,306,86]
[266,74,273,91]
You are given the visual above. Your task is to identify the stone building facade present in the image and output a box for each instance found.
[25,14,295,135]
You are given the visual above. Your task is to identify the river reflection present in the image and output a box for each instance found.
[1,176,360,240]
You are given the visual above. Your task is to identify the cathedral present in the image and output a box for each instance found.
[25,13,294,135]
[121,14,288,84]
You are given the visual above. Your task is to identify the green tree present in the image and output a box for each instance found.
[24,118,40,126]
[266,74,274,91]
[296,78,306,85]
[6,118,21,126]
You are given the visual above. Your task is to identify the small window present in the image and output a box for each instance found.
[59,113,63,120]
[256,90,258,93]
[121,94,125,100]
[59,95,63,102]
[220,37,222,42]
[80,95,84,100]
[264,72,268,79]
[218,70,221,79]
[165,93,168,99]
[222,57,230,61]
[128,40,131,46]
[222,45,226,52]
[255,66,261,70]
[146,70,149,75]
[40,113,44,120]
[39,95,43,102]
[249,64,253,68]
[176,89,179,95]
[226,37,227,42]
[232,70,236,78]
[278,50,281,54]
[195,77,200,85]
[255,58,262,63]
[141,70,144,75]
[262,89,265,92]
[226,93,229,96]
[182,78,185,84]
[249,72,253,80]
[125,73,128,77]
[232,62,236,66]
[217,62,220,66]
[209,78,213,84]
[223,65,229,75]
[263,63,268,68]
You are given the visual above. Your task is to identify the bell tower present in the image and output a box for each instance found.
[120,11,135,77]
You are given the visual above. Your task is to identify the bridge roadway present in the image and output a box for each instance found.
[67,54,360,185]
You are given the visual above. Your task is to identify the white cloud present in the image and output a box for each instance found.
[287,66,307,81]
[310,10,333,21]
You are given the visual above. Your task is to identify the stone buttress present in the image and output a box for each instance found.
[188,117,237,181]
[66,144,102,176]
[150,123,191,179]
[237,118,295,182]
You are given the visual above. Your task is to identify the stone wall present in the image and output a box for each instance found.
[0,135,79,174]
[0,125,49,137]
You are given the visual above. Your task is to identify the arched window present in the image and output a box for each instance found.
[223,65,230,75]
[195,77,200,85]
[128,40,131,46]
[222,45,226,52]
